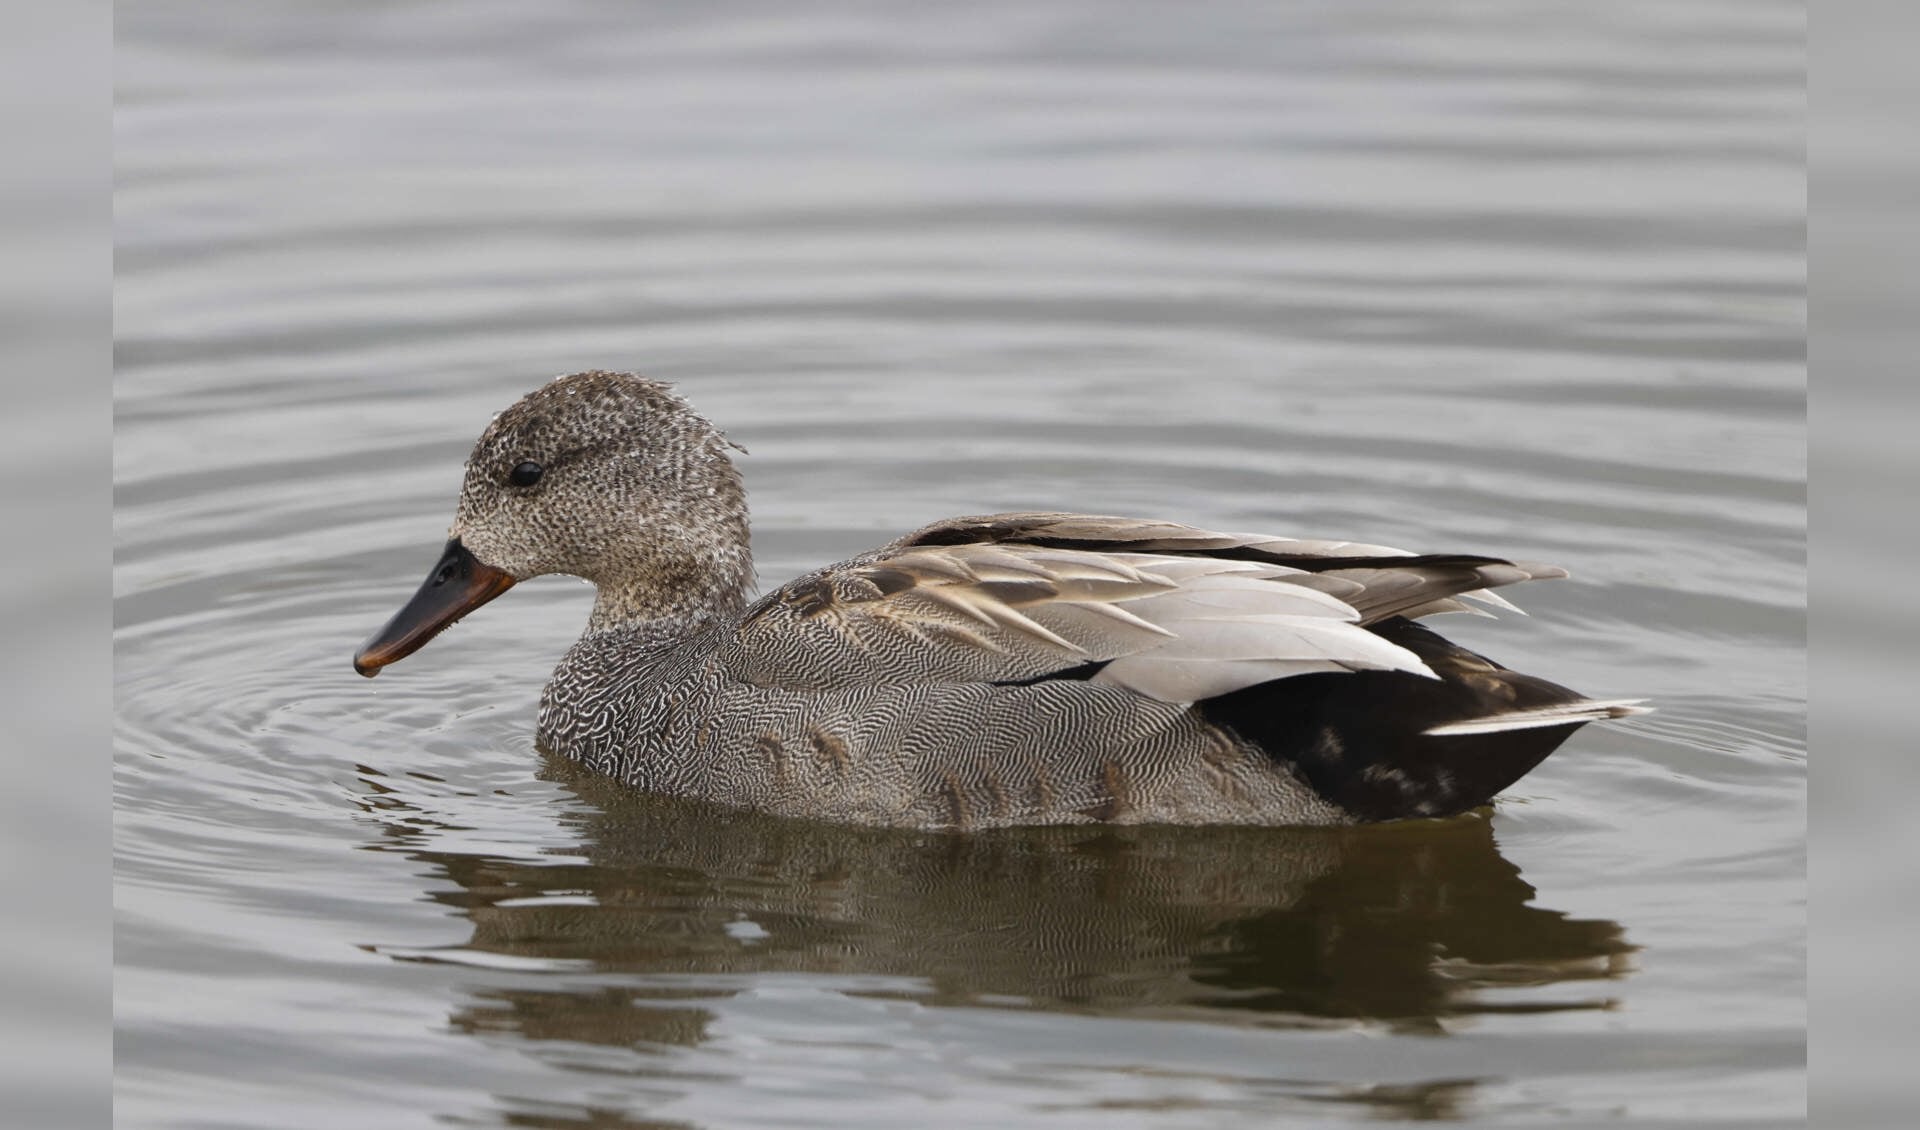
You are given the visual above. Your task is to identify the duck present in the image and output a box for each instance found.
[354,370,1646,830]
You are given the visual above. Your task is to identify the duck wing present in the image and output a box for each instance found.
[725,512,1566,702]
[891,511,1562,619]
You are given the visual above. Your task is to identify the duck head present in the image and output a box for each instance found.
[353,370,752,676]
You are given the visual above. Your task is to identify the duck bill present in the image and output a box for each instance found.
[353,538,516,677]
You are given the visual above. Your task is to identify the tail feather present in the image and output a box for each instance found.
[1424,699,1651,737]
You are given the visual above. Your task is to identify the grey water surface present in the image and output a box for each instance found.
[114,2,1804,1126]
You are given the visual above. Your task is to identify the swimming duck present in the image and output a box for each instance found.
[354,370,1645,829]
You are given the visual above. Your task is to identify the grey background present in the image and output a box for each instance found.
[1808,3,1914,1127]
[3,3,111,1129]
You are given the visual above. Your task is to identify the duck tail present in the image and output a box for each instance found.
[1424,698,1651,736]
[1198,618,1646,821]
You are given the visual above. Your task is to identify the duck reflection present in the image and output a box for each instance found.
[368,750,1630,1053]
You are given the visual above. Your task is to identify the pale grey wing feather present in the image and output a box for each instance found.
[889,513,1554,616]
[1088,565,1441,700]
[726,544,1175,692]
[1273,561,1567,625]
[887,512,1410,556]
[724,542,1435,698]
[727,515,1571,702]
[1216,527,1556,619]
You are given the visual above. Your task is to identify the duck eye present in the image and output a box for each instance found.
[508,461,545,487]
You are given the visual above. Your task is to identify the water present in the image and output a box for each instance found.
[114,1,1804,1125]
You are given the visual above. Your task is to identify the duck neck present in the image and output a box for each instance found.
[582,527,755,637]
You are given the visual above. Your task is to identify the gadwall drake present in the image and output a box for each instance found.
[355,370,1645,829]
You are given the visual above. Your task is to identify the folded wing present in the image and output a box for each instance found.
[725,513,1568,703]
